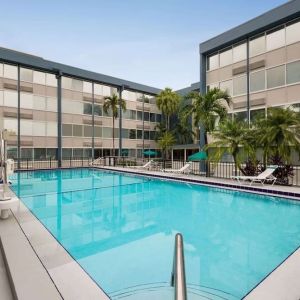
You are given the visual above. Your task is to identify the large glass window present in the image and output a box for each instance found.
[266,26,285,51]
[33,121,46,136]
[287,60,300,85]
[62,124,73,136]
[33,71,46,85]
[150,113,156,122]
[122,129,129,139]
[156,114,162,123]
[137,111,143,121]
[20,120,33,136]
[20,93,33,109]
[286,19,300,45]
[4,64,17,80]
[219,48,232,67]
[250,70,265,92]
[207,53,219,71]
[47,122,57,137]
[62,149,72,159]
[4,119,17,132]
[129,129,136,139]
[250,34,266,57]
[47,97,57,112]
[144,112,150,122]
[220,79,233,96]
[233,75,247,96]
[234,111,247,122]
[84,126,93,137]
[267,65,285,89]
[73,125,83,137]
[46,74,57,87]
[33,96,46,111]
[83,81,92,94]
[144,131,150,140]
[35,148,46,159]
[94,104,102,116]
[4,91,18,107]
[250,109,265,123]
[62,77,72,89]
[83,103,93,115]
[94,84,103,95]
[233,42,247,63]
[94,126,102,137]
[103,127,113,138]
[20,68,33,82]
[72,79,83,92]
[137,130,143,139]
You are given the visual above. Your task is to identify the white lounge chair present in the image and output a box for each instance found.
[128,160,154,170]
[231,166,278,186]
[162,163,192,174]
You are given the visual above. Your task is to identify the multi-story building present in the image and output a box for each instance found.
[0,47,161,166]
[200,0,300,126]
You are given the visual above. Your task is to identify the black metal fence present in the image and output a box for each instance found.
[100,156,300,187]
[14,156,300,187]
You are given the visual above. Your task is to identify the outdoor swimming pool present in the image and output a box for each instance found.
[10,168,300,299]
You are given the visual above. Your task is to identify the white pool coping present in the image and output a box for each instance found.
[1,187,109,300]
[2,167,300,300]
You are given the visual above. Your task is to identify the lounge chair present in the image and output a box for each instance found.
[128,160,154,170]
[231,166,278,186]
[162,162,192,174]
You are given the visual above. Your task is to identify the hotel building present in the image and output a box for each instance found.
[0,47,161,166]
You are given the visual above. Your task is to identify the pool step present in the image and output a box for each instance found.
[110,282,238,300]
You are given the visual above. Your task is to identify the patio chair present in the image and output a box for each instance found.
[231,166,278,186]
[128,160,154,170]
[162,162,192,175]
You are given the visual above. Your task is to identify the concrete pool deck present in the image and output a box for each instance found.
[0,167,300,299]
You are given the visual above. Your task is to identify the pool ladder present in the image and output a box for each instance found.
[171,233,187,300]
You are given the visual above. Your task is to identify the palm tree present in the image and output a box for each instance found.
[103,93,126,156]
[156,88,181,131]
[207,118,255,174]
[158,131,176,160]
[256,107,300,164]
[184,88,231,149]
[174,122,195,145]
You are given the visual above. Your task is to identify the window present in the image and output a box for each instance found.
[122,129,129,139]
[233,42,246,63]
[47,122,57,137]
[150,131,156,140]
[137,111,143,121]
[234,111,247,122]
[4,91,18,107]
[47,97,57,112]
[20,93,33,109]
[4,119,17,132]
[220,80,233,96]
[129,129,136,139]
[21,148,33,159]
[84,126,93,137]
[250,109,265,123]
[62,124,73,136]
[286,19,300,45]
[103,127,113,138]
[144,131,150,140]
[46,74,57,87]
[94,126,102,137]
[102,85,111,97]
[73,148,83,158]
[266,26,285,51]
[62,77,72,89]
[4,64,17,79]
[94,104,102,116]
[83,81,92,94]
[250,70,265,92]
[33,96,46,111]
[33,71,46,85]
[20,120,33,136]
[144,112,150,121]
[47,149,57,159]
[207,53,219,71]
[72,79,83,92]
[250,34,266,57]
[33,121,46,136]
[0,90,3,106]
[156,114,162,123]
[287,60,300,85]
[83,103,93,115]
[73,125,83,137]
[20,68,33,82]
[62,149,72,159]
[35,148,46,159]
[233,75,247,96]
[150,113,156,122]
[94,84,103,95]
[137,130,143,139]
[219,48,232,67]
[267,65,285,89]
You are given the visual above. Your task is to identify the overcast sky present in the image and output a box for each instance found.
[0,0,287,90]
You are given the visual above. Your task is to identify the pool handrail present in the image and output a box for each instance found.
[171,233,187,300]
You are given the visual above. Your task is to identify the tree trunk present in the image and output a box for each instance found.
[112,117,115,156]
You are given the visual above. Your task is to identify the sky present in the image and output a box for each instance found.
[0,0,288,90]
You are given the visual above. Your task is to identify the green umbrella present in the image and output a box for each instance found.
[188,151,207,161]
[143,150,157,157]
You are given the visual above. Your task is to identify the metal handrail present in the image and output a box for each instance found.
[171,233,187,300]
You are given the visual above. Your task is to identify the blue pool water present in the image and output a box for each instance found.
[10,168,300,299]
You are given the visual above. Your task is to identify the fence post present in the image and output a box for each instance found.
[27,158,28,170]
[69,157,71,168]
[82,156,83,167]
[50,157,52,169]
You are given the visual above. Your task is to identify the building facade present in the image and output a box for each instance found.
[200,0,300,127]
[0,47,161,165]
